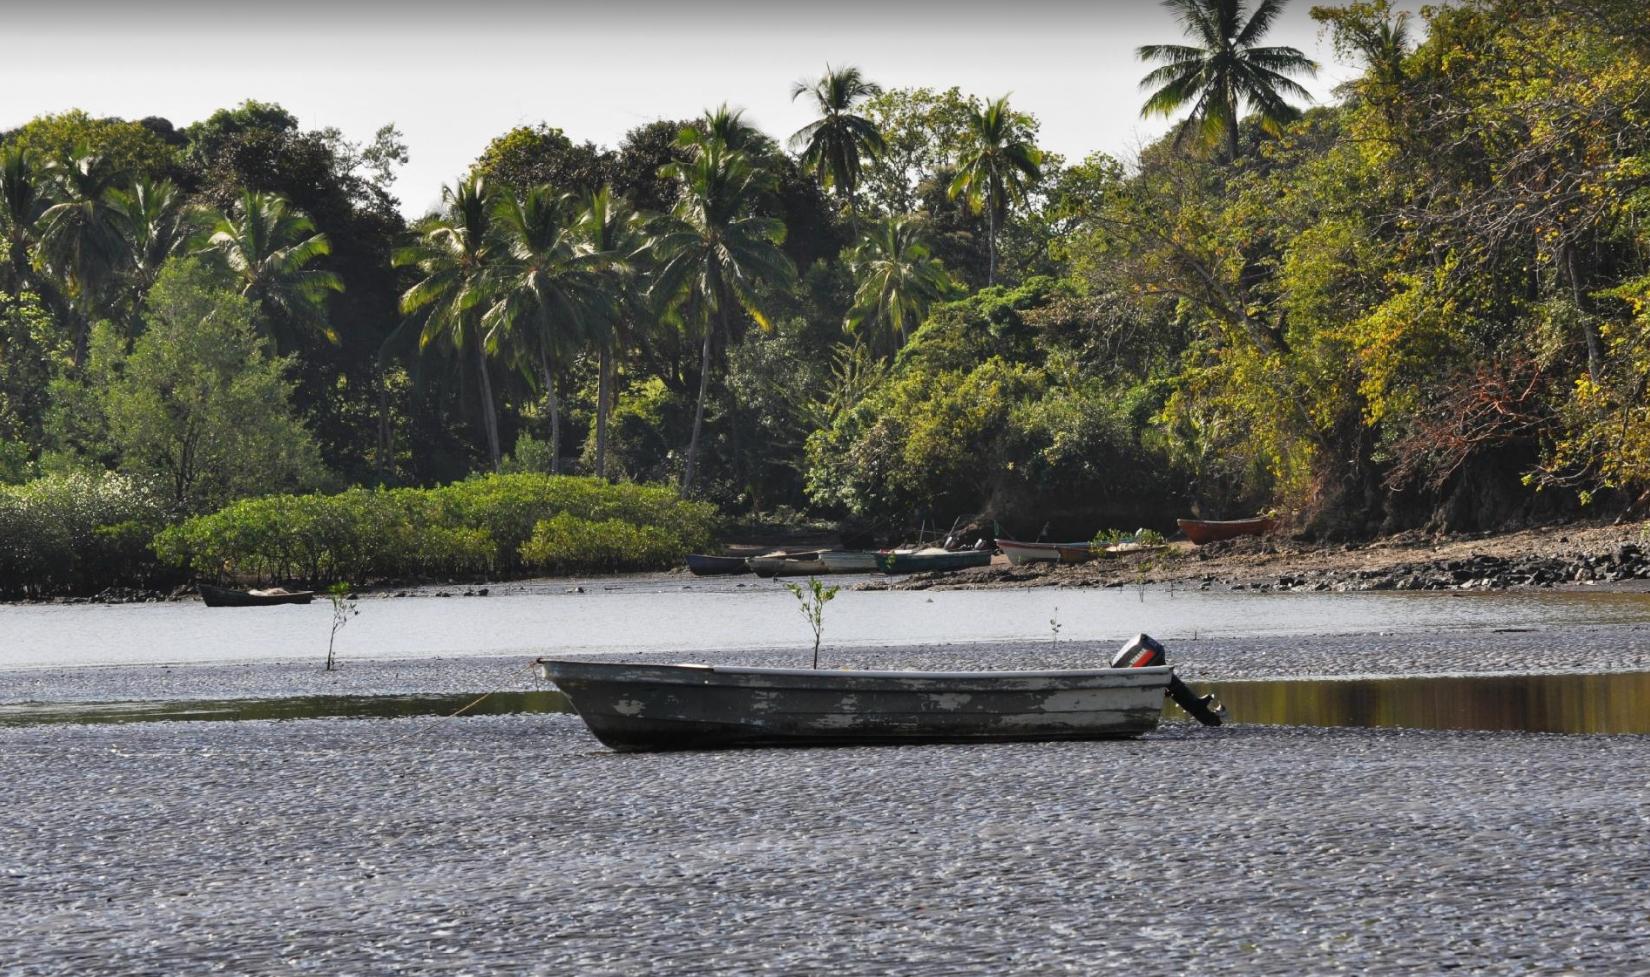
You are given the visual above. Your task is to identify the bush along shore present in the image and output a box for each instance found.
[0,473,716,600]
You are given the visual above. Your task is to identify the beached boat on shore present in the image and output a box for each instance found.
[685,554,752,576]
[748,550,829,578]
[535,657,1176,751]
[817,550,879,573]
[198,583,314,607]
[1177,516,1277,545]
[876,547,992,574]
[997,539,1089,565]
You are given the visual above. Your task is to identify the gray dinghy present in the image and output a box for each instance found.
[534,653,1183,752]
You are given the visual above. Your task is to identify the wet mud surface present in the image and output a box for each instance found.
[1,717,1645,976]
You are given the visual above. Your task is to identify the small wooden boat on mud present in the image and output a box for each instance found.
[1177,516,1277,546]
[817,550,880,573]
[199,583,314,607]
[748,550,829,578]
[686,554,752,576]
[876,547,992,574]
[998,539,1089,565]
[1056,543,1098,563]
[535,634,1222,752]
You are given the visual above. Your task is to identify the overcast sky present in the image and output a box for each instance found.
[2,0,1393,216]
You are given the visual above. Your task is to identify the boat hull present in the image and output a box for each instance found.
[748,556,828,577]
[1177,517,1276,545]
[198,584,314,607]
[1056,544,1097,564]
[817,550,879,573]
[997,539,1077,565]
[876,550,992,574]
[536,659,1174,752]
[685,554,751,576]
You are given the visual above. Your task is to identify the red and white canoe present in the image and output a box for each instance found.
[1176,516,1277,546]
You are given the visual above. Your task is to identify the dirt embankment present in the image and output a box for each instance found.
[869,520,1650,593]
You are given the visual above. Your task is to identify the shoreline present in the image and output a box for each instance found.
[871,519,1650,594]
[9,519,1650,606]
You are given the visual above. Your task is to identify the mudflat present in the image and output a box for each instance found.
[2,714,1645,976]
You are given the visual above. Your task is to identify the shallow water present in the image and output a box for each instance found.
[1200,670,1650,735]
[6,581,1650,670]
[8,672,1648,736]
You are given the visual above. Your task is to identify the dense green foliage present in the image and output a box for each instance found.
[0,472,173,597]
[6,0,1650,599]
[154,474,717,583]
[43,259,326,511]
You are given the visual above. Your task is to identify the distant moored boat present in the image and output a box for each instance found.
[685,554,752,576]
[198,583,314,607]
[997,539,1083,565]
[1176,516,1277,546]
[875,548,992,574]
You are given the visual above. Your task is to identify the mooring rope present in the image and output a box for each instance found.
[377,659,549,746]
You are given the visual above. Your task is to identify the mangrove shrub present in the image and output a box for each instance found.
[154,473,717,583]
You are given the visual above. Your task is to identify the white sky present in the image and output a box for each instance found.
[1,1,1390,217]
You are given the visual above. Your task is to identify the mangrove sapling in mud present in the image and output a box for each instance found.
[1050,606,1061,644]
[325,583,358,672]
[784,576,840,669]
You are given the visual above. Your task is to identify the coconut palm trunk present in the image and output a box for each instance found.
[473,326,501,471]
[595,344,612,480]
[682,318,714,494]
[538,345,562,474]
[987,202,998,285]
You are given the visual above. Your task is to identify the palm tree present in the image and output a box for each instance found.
[395,178,505,470]
[844,216,954,357]
[0,146,57,312]
[484,185,612,473]
[204,190,343,350]
[652,137,797,493]
[110,177,200,324]
[789,65,885,225]
[38,151,126,363]
[1137,0,1317,162]
[686,104,771,158]
[577,188,648,480]
[947,97,1043,286]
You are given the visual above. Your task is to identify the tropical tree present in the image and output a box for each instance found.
[577,187,648,479]
[484,185,612,473]
[844,216,955,357]
[1137,0,1318,162]
[947,97,1043,285]
[49,258,326,511]
[395,178,505,469]
[789,65,885,224]
[0,147,54,306]
[38,151,126,363]
[652,136,797,493]
[203,190,343,349]
[109,177,200,323]
[688,104,772,158]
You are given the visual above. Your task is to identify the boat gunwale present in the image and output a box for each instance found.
[537,659,1174,687]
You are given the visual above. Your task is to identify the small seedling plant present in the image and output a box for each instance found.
[784,576,840,669]
[1050,606,1062,644]
[325,582,358,672]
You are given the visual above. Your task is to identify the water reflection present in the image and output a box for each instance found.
[1186,671,1650,735]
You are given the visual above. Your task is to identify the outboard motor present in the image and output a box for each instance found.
[1111,633,1224,727]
